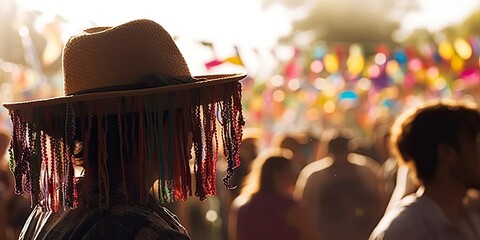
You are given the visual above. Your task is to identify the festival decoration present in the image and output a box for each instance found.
[1,11,478,143]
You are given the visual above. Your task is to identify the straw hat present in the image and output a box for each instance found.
[3,19,246,110]
[4,19,246,210]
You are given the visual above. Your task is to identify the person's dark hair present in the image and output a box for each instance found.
[239,148,292,197]
[390,100,480,184]
[327,130,352,156]
[0,130,10,158]
[259,156,292,192]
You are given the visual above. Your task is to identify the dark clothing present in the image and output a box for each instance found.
[19,192,190,240]
[236,192,301,240]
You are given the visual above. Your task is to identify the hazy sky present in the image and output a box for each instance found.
[17,0,479,47]
[16,0,291,48]
[13,0,479,74]
[398,0,479,37]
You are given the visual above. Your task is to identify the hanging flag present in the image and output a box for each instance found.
[233,45,245,66]
[205,59,223,70]
[200,41,214,49]
[204,45,245,70]
[224,56,244,66]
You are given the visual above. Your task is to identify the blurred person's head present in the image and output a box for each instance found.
[0,129,13,198]
[271,131,319,167]
[390,99,480,188]
[259,155,295,194]
[229,128,264,197]
[323,128,353,161]
[0,129,10,158]
[240,148,295,198]
[240,128,264,166]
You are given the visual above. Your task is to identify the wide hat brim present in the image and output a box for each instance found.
[5,19,247,210]
[4,73,246,110]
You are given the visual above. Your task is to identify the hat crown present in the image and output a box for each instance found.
[62,19,191,95]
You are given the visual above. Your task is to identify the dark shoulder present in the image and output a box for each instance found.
[21,203,190,240]
[73,204,190,240]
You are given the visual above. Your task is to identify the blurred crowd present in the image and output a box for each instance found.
[133,108,480,240]
[0,5,479,239]
[225,125,397,240]
[2,100,480,239]
[1,118,391,239]
[0,129,30,240]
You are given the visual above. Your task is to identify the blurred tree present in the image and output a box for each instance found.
[459,10,480,37]
[262,0,410,53]
[263,0,478,55]
[400,28,435,46]
[400,9,480,46]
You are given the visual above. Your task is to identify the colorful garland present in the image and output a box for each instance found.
[8,81,244,211]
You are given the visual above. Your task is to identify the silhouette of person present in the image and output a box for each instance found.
[229,148,317,240]
[271,131,320,179]
[0,127,31,240]
[370,99,480,239]
[3,19,246,239]
[295,129,384,240]
[0,128,13,240]
[230,128,265,201]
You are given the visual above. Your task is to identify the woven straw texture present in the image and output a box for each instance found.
[63,19,191,95]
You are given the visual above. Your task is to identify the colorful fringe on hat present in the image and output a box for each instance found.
[8,81,244,211]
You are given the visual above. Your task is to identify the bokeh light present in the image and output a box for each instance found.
[288,78,300,91]
[272,89,286,102]
[438,41,455,60]
[356,78,372,92]
[454,38,472,60]
[310,59,324,73]
[408,58,422,72]
[426,66,439,80]
[270,75,284,87]
[450,55,464,73]
[323,100,336,114]
[324,53,339,73]
[368,65,381,78]
[386,60,400,76]
[374,53,387,65]
[313,77,328,90]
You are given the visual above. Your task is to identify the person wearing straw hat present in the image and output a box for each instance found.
[4,19,246,239]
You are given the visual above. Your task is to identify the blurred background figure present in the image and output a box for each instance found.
[271,131,320,179]
[229,148,317,240]
[0,128,30,240]
[159,129,266,240]
[295,129,385,240]
[229,128,265,203]
[0,0,479,239]
[218,128,264,239]
[374,124,401,208]
[370,100,480,239]
[0,128,11,240]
